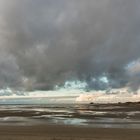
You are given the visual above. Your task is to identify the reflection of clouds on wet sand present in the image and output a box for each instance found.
[0,103,140,128]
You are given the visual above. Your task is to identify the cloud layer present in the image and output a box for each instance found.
[0,0,140,91]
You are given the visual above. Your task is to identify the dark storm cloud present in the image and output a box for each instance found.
[0,0,140,90]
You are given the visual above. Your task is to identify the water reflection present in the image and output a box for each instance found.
[0,104,139,128]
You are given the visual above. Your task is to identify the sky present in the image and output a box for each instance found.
[0,0,140,92]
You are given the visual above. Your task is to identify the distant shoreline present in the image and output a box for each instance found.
[0,101,139,105]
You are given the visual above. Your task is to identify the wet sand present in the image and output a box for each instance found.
[0,103,140,139]
[0,125,140,140]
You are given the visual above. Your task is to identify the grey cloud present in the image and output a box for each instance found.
[0,0,140,90]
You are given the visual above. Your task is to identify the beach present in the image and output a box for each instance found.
[0,103,139,139]
[0,125,139,140]
[1,0,140,139]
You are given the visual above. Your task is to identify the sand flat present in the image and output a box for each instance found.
[0,125,139,140]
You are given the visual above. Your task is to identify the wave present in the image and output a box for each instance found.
[76,92,140,103]
[0,88,140,104]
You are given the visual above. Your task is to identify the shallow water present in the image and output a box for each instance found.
[0,104,140,128]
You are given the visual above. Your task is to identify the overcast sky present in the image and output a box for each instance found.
[0,0,140,91]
